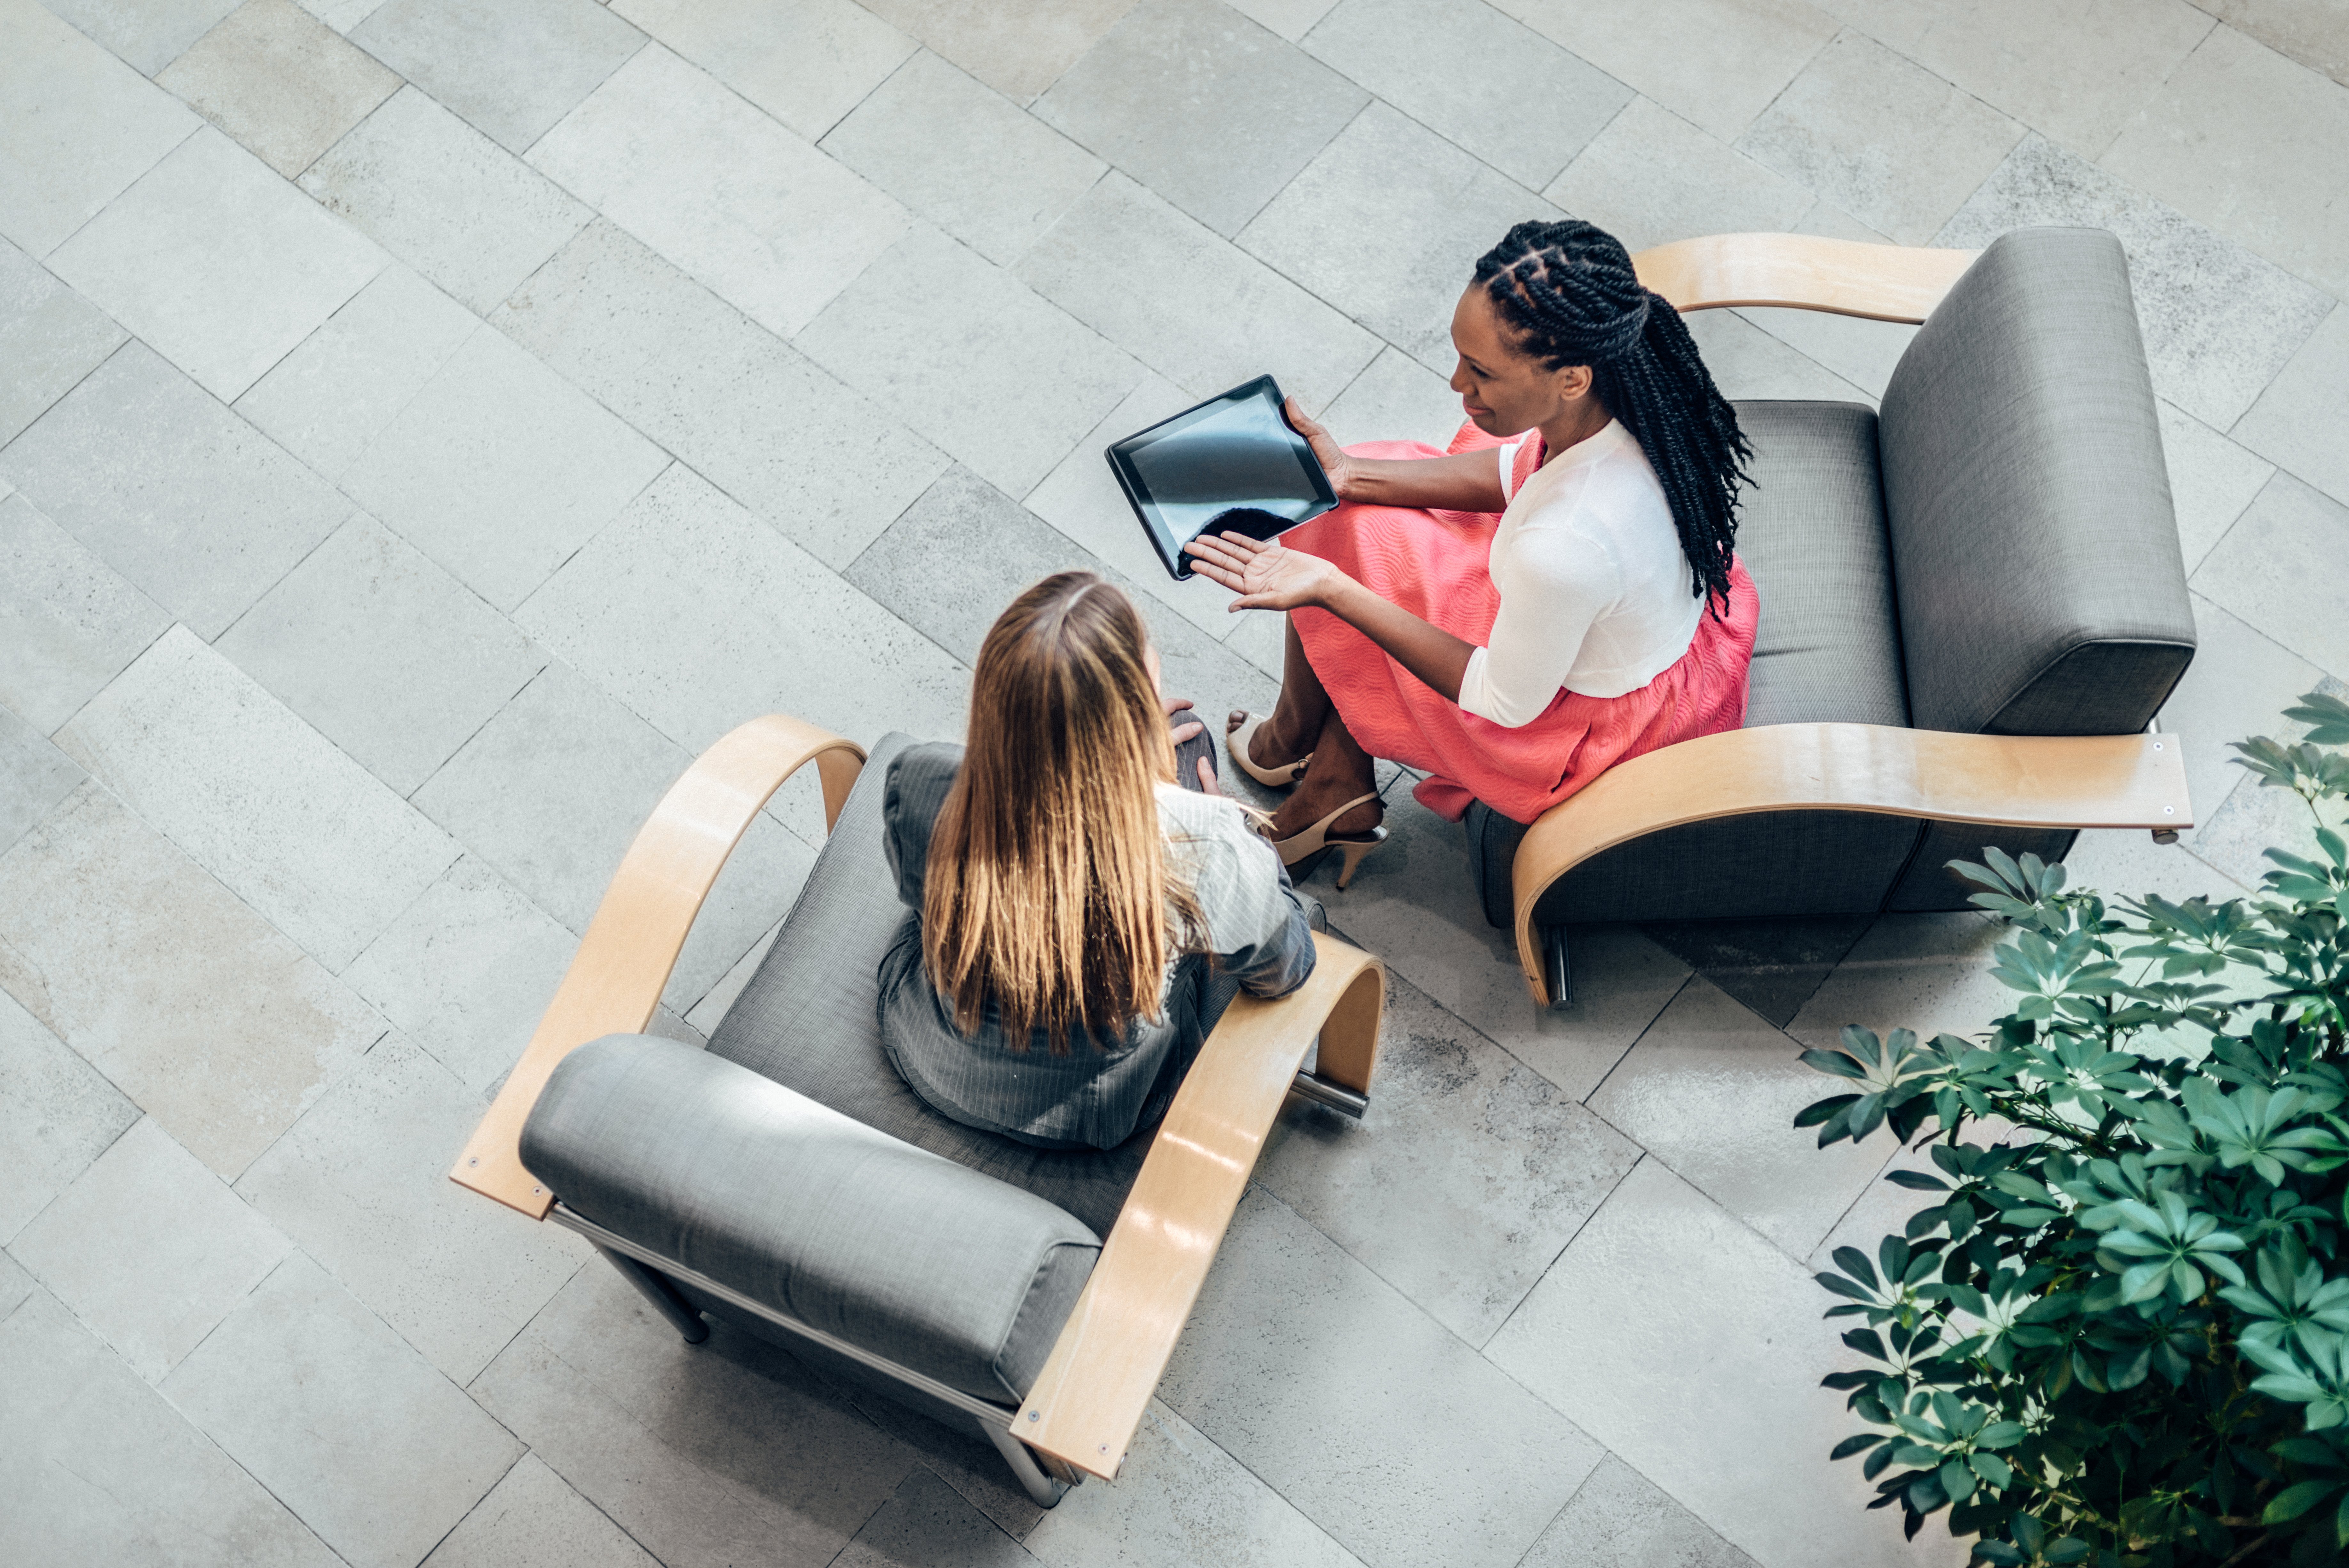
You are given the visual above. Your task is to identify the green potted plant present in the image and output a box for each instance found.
[1798,691,2349,1565]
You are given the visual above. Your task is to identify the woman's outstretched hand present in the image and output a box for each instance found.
[1183,530,1345,612]
[1284,396,1356,500]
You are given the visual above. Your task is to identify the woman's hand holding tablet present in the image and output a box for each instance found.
[1104,375,1337,580]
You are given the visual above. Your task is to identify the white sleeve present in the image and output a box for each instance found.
[1455,530,1615,728]
[1496,438,1528,503]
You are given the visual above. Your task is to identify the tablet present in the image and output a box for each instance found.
[1105,375,1338,580]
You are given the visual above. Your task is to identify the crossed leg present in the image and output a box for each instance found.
[1226,616,1384,839]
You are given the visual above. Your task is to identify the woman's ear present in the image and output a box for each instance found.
[1556,362,1596,405]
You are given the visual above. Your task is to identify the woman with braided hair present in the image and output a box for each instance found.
[1182,218,1760,885]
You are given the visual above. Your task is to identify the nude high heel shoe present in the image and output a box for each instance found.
[1226,713,1308,787]
[1257,794,1388,890]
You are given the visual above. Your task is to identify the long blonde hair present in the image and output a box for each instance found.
[924,573,1201,1052]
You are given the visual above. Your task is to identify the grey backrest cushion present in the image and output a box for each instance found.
[1878,227,2193,736]
[522,1032,1099,1406]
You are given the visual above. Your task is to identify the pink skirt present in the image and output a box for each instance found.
[1282,423,1759,825]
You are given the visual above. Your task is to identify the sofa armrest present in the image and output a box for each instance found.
[450,714,867,1218]
[1015,933,1385,1480]
[1634,233,1980,323]
[1512,725,2191,1004]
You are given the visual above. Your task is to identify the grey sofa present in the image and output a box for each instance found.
[450,720,1385,1505]
[1461,228,2197,1002]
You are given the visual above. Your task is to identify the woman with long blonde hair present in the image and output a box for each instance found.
[876,572,1317,1150]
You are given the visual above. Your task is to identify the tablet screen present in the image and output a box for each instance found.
[1106,376,1336,579]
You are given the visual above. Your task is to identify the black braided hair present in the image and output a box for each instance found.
[1472,219,1751,615]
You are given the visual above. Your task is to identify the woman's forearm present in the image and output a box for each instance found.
[1324,577,1474,703]
[1338,447,1508,513]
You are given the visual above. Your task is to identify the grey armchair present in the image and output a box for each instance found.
[450,719,1386,1505]
[1463,227,2198,1002]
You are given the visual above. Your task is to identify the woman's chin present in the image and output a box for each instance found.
[1464,407,1502,434]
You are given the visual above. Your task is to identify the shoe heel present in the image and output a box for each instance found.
[1333,838,1380,891]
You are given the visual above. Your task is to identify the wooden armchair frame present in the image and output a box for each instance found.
[1502,235,2191,1005]
[450,714,1385,1498]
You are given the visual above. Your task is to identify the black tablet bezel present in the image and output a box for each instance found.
[1103,375,1339,581]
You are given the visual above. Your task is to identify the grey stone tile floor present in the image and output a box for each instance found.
[0,0,2343,1561]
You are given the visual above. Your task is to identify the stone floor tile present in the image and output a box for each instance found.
[683,918,780,1037]
[45,0,243,76]
[1636,914,1873,1027]
[344,855,575,1095]
[0,784,386,1176]
[1730,205,1919,402]
[300,86,594,315]
[824,49,1105,267]
[2193,473,2349,679]
[0,0,200,257]
[614,0,915,141]
[13,1116,291,1381]
[0,702,84,859]
[2235,302,2349,510]
[341,327,669,611]
[1159,1186,1604,1568]
[1239,102,1560,376]
[1815,0,2213,160]
[1544,95,1811,255]
[48,129,386,400]
[237,1034,586,1381]
[1323,793,1693,1098]
[1033,0,1368,238]
[1688,309,1873,402]
[1588,977,1891,1259]
[423,1451,661,1568]
[1938,133,2334,431]
[858,0,1142,104]
[1017,173,1380,412]
[519,464,967,754]
[300,0,389,28]
[1305,0,1629,191]
[1484,1159,1970,1568]
[1023,1401,1363,1567]
[411,662,814,1012]
[1227,0,1340,39]
[821,1390,1045,1542]
[2185,677,2349,891]
[2065,823,2253,907]
[1318,345,1470,451]
[1,342,347,640]
[218,515,546,796]
[164,1252,523,1568]
[157,0,400,178]
[529,45,908,339]
[351,0,645,154]
[233,264,476,481]
[473,1263,919,1568]
[2161,399,2274,572]
[0,1289,341,1568]
[58,627,460,970]
[1503,0,1839,142]
[1783,909,2009,1052]
[1523,1453,1760,1568]
[1737,29,2024,246]
[2197,0,2349,86]
[837,1468,1036,1567]
[1259,971,1641,1344]
[1020,372,1249,642]
[492,221,947,569]
[2104,22,2349,300]
[0,1251,28,1321]
[2158,592,2325,836]
[0,987,135,1244]
[0,236,127,448]
[799,226,1142,498]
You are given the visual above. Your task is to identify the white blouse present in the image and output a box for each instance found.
[1453,419,1703,728]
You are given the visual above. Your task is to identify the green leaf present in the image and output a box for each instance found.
[2265,1478,2343,1523]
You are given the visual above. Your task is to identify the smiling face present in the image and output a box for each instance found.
[1449,284,1598,438]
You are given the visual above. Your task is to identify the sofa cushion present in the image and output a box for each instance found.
[706,733,1152,1239]
[521,1032,1098,1405]
[1878,227,2193,737]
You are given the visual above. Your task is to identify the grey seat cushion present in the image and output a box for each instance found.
[521,1032,1098,1405]
[707,733,1153,1238]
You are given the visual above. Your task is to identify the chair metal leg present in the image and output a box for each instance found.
[595,1242,709,1345]
[983,1419,1074,1508]
[1543,925,1574,1010]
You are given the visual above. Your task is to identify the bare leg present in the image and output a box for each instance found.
[1227,616,1382,838]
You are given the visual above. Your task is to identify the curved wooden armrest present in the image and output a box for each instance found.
[1513,725,2191,1004]
[450,714,867,1218]
[1016,933,1384,1479]
[1634,233,1980,323]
